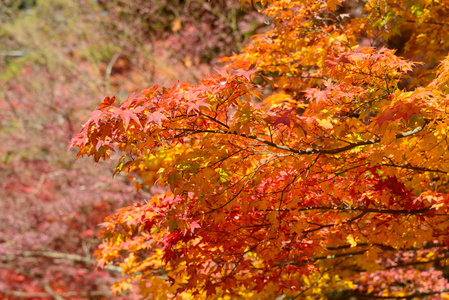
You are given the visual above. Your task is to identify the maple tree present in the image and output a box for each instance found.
[72,0,449,299]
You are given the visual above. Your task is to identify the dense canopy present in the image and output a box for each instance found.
[72,0,449,298]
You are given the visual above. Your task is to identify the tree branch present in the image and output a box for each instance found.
[352,289,449,299]
[1,250,122,273]
[175,124,427,156]
[1,290,112,298]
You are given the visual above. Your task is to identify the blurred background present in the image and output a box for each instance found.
[0,0,264,298]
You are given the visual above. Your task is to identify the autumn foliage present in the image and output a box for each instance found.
[72,0,449,299]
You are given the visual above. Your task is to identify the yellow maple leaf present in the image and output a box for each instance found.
[347,234,357,247]
[326,0,343,11]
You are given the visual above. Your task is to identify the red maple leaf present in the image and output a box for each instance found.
[96,95,116,110]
